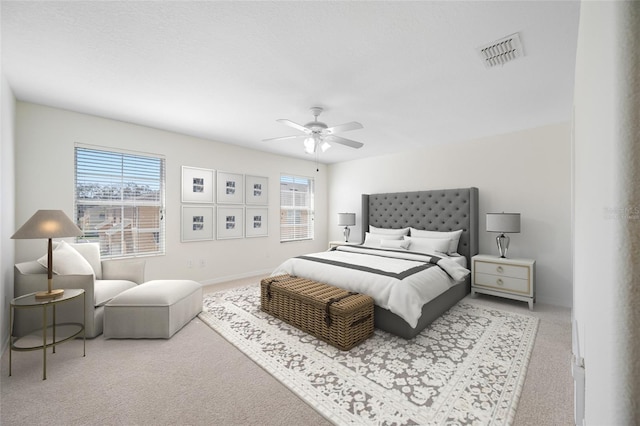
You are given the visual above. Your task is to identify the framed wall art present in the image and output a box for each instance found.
[181,206,214,242]
[217,206,244,239]
[245,175,268,205]
[217,171,244,204]
[245,207,268,237]
[182,166,214,203]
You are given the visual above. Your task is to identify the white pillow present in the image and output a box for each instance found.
[380,239,410,250]
[69,242,102,279]
[404,236,451,255]
[37,240,95,277]
[363,232,402,247]
[369,225,410,236]
[409,228,463,254]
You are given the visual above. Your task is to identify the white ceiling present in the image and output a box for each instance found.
[2,1,581,164]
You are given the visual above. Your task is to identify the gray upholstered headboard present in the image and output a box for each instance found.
[361,187,479,262]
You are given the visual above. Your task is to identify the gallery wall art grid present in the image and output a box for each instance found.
[180,166,268,241]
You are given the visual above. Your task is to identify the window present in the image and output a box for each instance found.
[74,145,165,258]
[280,174,314,242]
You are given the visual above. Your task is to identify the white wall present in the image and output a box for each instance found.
[573,1,640,423]
[1,74,16,353]
[328,122,572,307]
[14,102,328,284]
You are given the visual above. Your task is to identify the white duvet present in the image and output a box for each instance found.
[271,245,470,328]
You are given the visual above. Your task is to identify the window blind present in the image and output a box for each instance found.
[74,145,166,258]
[280,174,314,242]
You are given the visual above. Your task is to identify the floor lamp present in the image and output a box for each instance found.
[12,210,83,299]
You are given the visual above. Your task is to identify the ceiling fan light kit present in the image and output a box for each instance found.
[303,136,331,154]
[303,137,317,154]
[264,107,364,157]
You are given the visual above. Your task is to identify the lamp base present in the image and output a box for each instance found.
[343,226,351,242]
[35,289,64,300]
[496,233,510,258]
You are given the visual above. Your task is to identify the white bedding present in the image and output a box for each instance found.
[271,245,470,328]
[447,254,467,268]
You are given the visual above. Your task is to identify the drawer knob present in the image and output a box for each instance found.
[496,266,504,273]
[496,278,504,286]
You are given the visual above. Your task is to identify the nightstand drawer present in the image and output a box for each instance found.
[474,273,531,294]
[474,261,529,279]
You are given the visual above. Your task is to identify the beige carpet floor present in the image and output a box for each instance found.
[0,275,574,425]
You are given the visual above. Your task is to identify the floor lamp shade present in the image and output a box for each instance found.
[12,210,83,299]
[337,213,356,242]
[486,213,520,258]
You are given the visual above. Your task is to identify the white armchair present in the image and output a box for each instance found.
[13,242,145,338]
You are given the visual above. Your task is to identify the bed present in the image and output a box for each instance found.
[273,187,479,339]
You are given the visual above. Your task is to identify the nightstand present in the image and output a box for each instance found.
[328,240,361,249]
[471,254,536,310]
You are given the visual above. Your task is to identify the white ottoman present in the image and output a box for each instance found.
[104,280,202,339]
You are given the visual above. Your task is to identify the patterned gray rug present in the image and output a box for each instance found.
[199,284,538,426]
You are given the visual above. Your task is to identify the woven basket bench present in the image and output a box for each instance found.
[260,274,374,350]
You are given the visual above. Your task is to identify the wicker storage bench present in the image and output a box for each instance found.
[260,274,374,350]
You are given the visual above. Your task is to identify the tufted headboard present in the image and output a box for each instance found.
[361,187,479,262]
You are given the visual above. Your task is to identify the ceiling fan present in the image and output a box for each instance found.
[263,107,364,154]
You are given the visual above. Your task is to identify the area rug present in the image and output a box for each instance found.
[199,284,538,425]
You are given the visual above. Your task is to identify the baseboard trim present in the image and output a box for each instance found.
[200,268,273,286]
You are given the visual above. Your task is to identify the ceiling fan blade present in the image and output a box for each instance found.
[324,121,363,135]
[262,134,305,142]
[276,119,311,134]
[326,135,364,149]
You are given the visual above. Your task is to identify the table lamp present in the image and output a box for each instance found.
[486,212,520,258]
[12,210,83,299]
[337,213,356,242]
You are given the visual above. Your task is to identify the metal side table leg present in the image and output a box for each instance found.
[52,304,56,354]
[43,304,47,380]
[9,305,12,377]
[83,292,86,357]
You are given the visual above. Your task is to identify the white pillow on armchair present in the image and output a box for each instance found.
[37,240,95,277]
[69,242,102,279]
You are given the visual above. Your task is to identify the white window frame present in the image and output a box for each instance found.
[74,144,166,258]
[280,174,315,242]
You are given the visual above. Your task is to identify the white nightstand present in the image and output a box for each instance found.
[471,254,536,310]
[328,240,361,249]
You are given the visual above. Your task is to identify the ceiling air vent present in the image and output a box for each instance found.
[478,33,524,68]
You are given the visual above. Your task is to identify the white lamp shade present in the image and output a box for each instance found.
[337,213,356,227]
[486,213,521,233]
[12,210,83,239]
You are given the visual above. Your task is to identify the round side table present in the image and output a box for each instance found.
[9,288,86,380]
